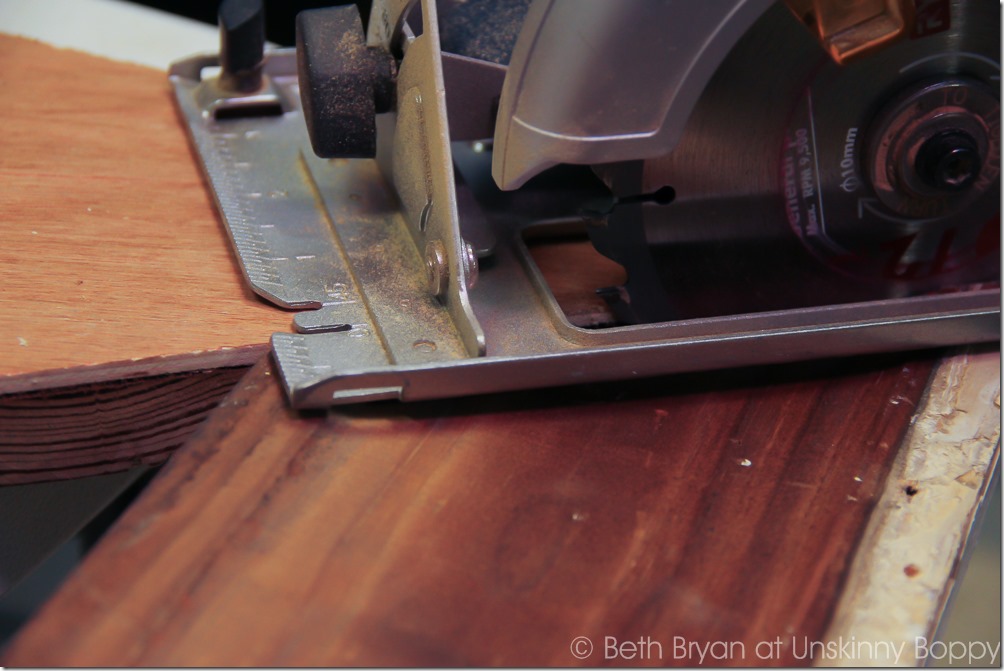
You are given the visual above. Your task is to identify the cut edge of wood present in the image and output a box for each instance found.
[818,348,1002,667]
[0,345,268,396]
[0,364,255,485]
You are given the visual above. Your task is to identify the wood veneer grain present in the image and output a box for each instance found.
[4,353,936,666]
[0,35,290,385]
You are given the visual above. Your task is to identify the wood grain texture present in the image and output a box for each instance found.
[0,35,289,481]
[0,35,290,387]
[0,365,250,485]
[4,353,937,666]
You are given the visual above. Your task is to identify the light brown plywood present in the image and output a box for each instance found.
[0,35,290,387]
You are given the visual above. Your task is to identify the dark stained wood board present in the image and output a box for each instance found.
[4,351,937,666]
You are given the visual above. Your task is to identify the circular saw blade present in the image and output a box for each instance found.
[590,0,999,324]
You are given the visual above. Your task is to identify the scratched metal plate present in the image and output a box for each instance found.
[171,51,470,403]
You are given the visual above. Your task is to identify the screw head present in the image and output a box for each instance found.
[425,240,448,298]
[462,240,478,290]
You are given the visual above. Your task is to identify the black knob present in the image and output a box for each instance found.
[219,0,265,92]
[296,6,395,159]
[915,130,982,192]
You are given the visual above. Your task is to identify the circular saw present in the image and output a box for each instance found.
[169,0,999,406]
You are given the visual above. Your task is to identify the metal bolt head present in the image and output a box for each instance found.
[425,240,448,298]
[425,240,479,298]
[462,240,478,290]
